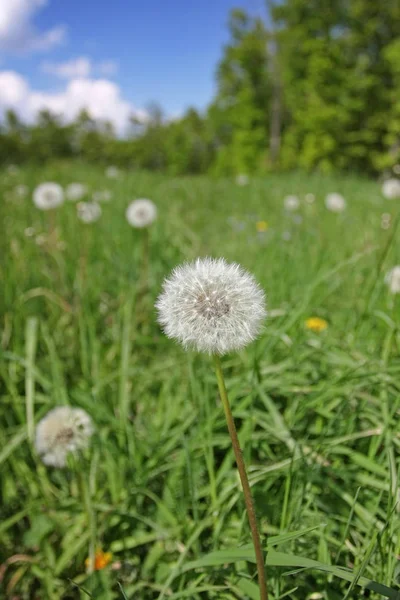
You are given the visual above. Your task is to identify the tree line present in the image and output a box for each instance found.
[1,2,400,176]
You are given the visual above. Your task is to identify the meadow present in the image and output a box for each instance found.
[1,162,400,600]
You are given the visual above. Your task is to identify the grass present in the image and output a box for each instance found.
[1,162,400,599]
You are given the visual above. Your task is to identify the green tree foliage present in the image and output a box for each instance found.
[272,0,400,173]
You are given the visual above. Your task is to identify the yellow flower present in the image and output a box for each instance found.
[85,550,113,571]
[305,317,328,332]
[256,221,268,232]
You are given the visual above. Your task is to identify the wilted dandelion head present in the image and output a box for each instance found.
[66,183,87,202]
[236,174,249,186]
[325,193,346,213]
[105,166,119,179]
[382,178,400,200]
[156,257,266,355]
[33,183,64,211]
[35,406,94,468]
[385,266,400,294]
[77,201,102,224]
[284,195,300,211]
[126,198,157,228]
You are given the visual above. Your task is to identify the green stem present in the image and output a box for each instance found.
[213,354,268,600]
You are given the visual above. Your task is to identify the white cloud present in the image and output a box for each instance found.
[0,70,146,134]
[42,57,91,78]
[0,0,66,53]
[41,57,119,79]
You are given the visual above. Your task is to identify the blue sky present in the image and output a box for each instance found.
[0,0,265,129]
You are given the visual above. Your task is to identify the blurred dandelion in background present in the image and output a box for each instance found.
[385,266,400,294]
[77,201,102,224]
[284,195,300,211]
[126,198,157,228]
[305,317,328,332]
[256,220,268,232]
[236,174,249,186]
[33,182,64,211]
[106,165,120,179]
[15,184,28,198]
[35,406,94,468]
[93,190,112,202]
[66,182,87,202]
[382,178,400,199]
[325,193,346,213]
[305,193,315,204]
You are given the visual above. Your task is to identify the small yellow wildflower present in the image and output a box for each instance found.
[85,550,112,571]
[305,317,328,332]
[256,221,268,232]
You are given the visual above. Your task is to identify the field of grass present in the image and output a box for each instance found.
[1,162,400,600]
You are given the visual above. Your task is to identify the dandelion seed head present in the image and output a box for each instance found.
[126,198,157,228]
[305,193,315,204]
[15,184,28,198]
[35,406,94,468]
[284,195,300,211]
[325,193,346,213]
[66,183,87,202]
[385,266,400,294]
[156,257,266,355]
[33,182,64,211]
[92,190,112,203]
[382,178,400,200]
[77,201,102,224]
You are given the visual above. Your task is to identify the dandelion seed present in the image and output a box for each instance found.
[284,195,300,211]
[24,227,35,237]
[66,183,87,202]
[156,257,266,355]
[126,198,157,228]
[33,183,64,211]
[35,406,94,468]
[325,193,346,213]
[385,266,400,294]
[85,550,112,571]
[35,234,47,246]
[77,201,102,224]
[382,178,400,200]
[305,317,328,332]
[236,174,249,186]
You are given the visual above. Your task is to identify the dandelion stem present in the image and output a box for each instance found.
[213,354,268,600]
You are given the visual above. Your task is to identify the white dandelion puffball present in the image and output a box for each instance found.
[106,165,119,179]
[236,174,249,186]
[385,266,400,294]
[33,182,64,211]
[66,182,87,202]
[382,178,400,200]
[77,201,102,224]
[15,184,28,198]
[284,195,300,211]
[35,406,94,468]
[126,198,157,228]
[325,193,346,213]
[156,257,266,355]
